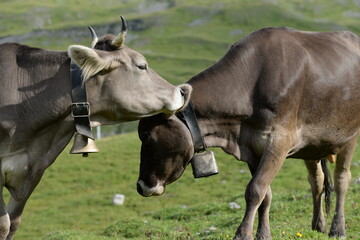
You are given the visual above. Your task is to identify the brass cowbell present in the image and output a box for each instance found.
[70,132,99,157]
[191,151,218,178]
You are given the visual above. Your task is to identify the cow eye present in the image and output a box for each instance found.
[137,64,148,71]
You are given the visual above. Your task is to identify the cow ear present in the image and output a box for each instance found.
[68,45,120,81]
[163,84,192,119]
[178,84,192,111]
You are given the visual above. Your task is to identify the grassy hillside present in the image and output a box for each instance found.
[2,0,360,85]
[13,133,360,239]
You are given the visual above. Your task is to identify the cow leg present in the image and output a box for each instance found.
[255,187,272,240]
[0,181,10,240]
[5,197,28,240]
[304,160,326,233]
[0,214,9,240]
[329,134,358,238]
[2,154,45,240]
[247,160,272,240]
[234,138,288,240]
[5,172,43,240]
[0,199,10,239]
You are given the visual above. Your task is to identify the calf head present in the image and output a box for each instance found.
[67,16,189,124]
[137,113,194,197]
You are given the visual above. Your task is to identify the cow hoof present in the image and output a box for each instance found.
[233,235,253,240]
[255,233,271,240]
[329,222,346,239]
[313,222,326,233]
[328,232,346,239]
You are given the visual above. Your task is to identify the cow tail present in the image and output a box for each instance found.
[321,158,333,216]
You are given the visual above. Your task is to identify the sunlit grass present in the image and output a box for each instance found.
[13,133,360,239]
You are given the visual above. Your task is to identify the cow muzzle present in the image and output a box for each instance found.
[136,180,165,197]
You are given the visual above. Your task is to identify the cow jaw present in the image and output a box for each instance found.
[136,180,165,197]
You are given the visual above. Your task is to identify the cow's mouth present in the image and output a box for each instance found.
[136,180,165,197]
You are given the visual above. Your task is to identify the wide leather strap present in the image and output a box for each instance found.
[177,101,206,153]
[70,62,94,139]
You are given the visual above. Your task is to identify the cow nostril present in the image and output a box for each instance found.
[137,182,143,195]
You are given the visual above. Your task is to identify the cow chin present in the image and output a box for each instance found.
[137,180,165,197]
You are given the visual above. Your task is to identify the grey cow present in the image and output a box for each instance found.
[0,17,189,239]
[136,28,360,239]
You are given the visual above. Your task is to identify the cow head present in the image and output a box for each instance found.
[136,111,195,197]
[67,16,191,124]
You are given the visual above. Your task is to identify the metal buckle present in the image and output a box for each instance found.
[71,102,90,117]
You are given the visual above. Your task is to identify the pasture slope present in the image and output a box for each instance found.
[2,0,360,86]
[0,0,359,239]
[16,133,360,239]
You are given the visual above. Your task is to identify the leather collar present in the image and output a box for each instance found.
[177,101,206,153]
[70,61,94,139]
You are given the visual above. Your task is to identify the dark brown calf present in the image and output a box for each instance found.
[137,27,360,239]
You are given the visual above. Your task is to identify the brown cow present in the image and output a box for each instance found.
[0,17,190,239]
[136,27,360,239]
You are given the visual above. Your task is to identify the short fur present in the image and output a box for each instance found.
[137,27,360,239]
[0,21,188,239]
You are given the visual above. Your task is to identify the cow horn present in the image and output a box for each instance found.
[111,15,128,48]
[88,26,98,48]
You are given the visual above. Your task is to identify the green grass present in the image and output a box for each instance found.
[12,133,360,239]
[2,0,360,85]
[0,0,143,36]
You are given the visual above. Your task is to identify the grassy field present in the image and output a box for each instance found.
[13,133,360,239]
[2,0,360,85]
[1,0,360,239]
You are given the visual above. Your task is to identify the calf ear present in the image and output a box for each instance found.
[177,83,192,111]
[68,45,120,81]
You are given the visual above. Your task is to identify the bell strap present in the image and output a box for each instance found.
[70,61,94,139]
[177,101,206,153]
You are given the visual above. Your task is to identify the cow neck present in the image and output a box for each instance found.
[185,84,249,161]
[178,98,242,160]
[70,61,94,139]
[177,101,207,153]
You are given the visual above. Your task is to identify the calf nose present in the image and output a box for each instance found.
[137,180,151,197]
[136,179,165,197]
